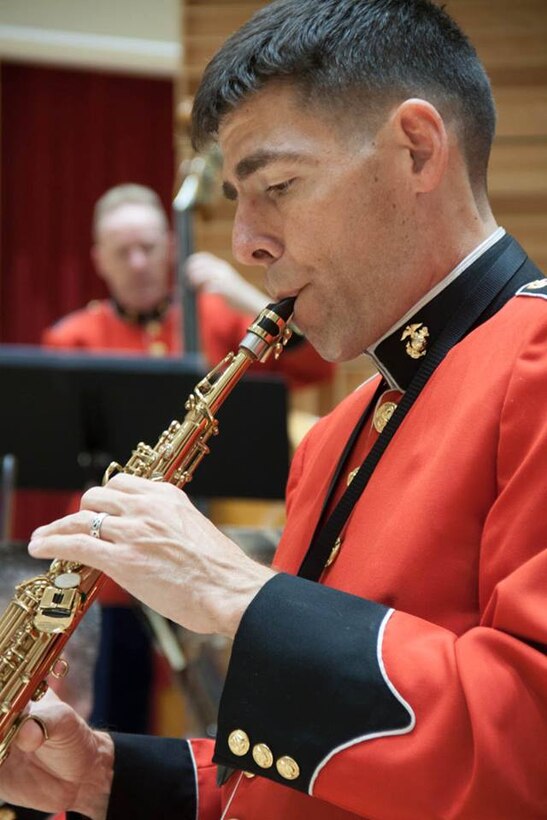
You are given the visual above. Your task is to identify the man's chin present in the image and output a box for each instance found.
[300,326,336,360]
[124,293,169,313]
[312,336,366,364]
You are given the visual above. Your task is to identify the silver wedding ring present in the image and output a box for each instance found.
[89,511,109,539]
[18,714,49,742]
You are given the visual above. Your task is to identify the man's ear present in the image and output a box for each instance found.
[393,98,449,192]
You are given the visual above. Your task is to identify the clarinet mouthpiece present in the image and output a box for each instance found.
[267,297,296,321]
[239,298,296,361]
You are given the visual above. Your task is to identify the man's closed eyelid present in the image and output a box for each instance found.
[267,178,297,195]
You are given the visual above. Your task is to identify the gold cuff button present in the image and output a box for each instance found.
[228,729,250,756]
[252,743,274,768]
[276,755,300,780]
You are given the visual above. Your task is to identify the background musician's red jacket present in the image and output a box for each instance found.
[12,291,333,551]
[40,292,333,390]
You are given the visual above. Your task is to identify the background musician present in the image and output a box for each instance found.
[42,182,334,390]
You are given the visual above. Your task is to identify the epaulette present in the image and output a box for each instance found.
[516,278,547,300]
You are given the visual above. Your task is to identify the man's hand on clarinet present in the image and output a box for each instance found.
[0,690,113,819]
[29,474,276,639]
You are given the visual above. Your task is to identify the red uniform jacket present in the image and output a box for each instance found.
[101,236,547,819]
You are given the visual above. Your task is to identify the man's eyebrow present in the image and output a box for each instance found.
[221,150,311,201]
[235,150,308,180]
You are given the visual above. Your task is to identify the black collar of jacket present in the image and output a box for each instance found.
[112,296,171,326]
[367,233,513,391]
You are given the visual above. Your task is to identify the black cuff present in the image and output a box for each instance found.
[106,734,196,820]
[214,573,414,793]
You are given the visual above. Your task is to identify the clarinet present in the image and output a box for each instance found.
[0,297,295,764]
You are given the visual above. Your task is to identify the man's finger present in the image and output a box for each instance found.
[28,530,113,567]
[14,715,49,754]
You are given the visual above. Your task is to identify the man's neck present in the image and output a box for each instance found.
[112,296,171,325]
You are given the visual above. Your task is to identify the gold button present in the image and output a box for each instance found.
[373,401,397,433]
[146,320,162,336]
[149,340,168,357]
[228,729,250,756]
[243,770,256,779]
[252,742,274,768]
[276,756,300,780]
[347,467,359,486]
[325,536,342,569]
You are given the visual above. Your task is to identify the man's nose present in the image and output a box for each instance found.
[127,247,148,269]
[232,206,283,268]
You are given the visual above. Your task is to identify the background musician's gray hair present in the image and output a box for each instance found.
[93,183,168,239]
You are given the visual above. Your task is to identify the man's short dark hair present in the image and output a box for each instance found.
[192,0,496,191]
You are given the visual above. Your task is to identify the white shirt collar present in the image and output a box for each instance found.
[368,226,506,360]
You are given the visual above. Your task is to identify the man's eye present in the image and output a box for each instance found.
[266,178,296,197]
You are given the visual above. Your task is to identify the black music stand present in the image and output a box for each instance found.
[0,346,290,499]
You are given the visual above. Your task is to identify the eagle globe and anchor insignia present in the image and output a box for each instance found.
[401,323,430,359]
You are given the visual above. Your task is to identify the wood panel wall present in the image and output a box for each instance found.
[176,1,266,291]
[450,0,547,274]
[178,0,547,408]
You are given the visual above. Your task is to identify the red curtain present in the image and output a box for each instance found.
[1,63,174,538]
[0,62,174,343]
